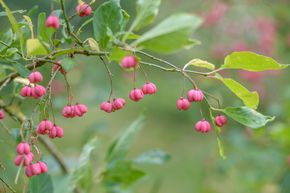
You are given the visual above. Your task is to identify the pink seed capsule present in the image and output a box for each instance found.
[215,115,227,127]
[121,56,138,69]
[76,3,92,17]
[25,165,34,177]
[0,110,4,120]
[100,101,113,113]
[31,85,46,99]
[176,97,190,111]
[129,88,144,102]
[112,98,126,110]
[28,71,43,83]
[31,163,42,175]
[195,120,211,133]
[37,120,54,135]
[142,82,157,95]
[53,61,67,75]
[62,105,75,118]
[49,126,57,139]
[75,103,88,116]
[55,126,64,138]
[20,86,32,97]
[45,14,60,29]
[17,142,30,155]
[38,161,48,173]
[187,89,204,102]
[14,155,23,166]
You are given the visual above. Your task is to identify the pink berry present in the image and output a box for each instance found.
[129,88,144,102]
[45,14,60,29]
[28,71,43,83]
[55,126,64,138]
[0,110,4,120]
[100,101,113,113]
[49,126,57,139]
[121,56,138,69]
[39,161,48,173]
[76,3,92,17]
[14,155,22,166]
[75,103,88,117]
[112,98,126,110]
[20,86,32,97]
[195,120,211,133]
[25,165,34,177]
[53,61,67,74]
[215,115,227,127]
[142,82,157,95]
[17,142,30,155]
[62,105,75,118]
[37,120,53,135]
[176,97,190,111]
[31,163,42,175]
[31,85,46,99]
[187,89,204,102]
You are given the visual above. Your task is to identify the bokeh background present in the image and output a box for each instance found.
[1,0,290,193]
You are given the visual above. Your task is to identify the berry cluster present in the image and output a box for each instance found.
[62,103,88,118]
[14,142,48,177]
[20,71,46,99]
[37,120,64,139]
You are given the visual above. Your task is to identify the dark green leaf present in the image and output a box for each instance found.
[12,62,30,77]
[60,57,79,71]
[93,0,128,48]
[68,137,99,192]
[133,14,202,53]
[221,51,289,71]
[134,149,171,165]
[221,106,275,128]
[28,173,54,193]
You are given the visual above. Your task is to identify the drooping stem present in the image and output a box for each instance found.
[100,56,114,100]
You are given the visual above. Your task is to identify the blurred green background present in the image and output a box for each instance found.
[1,0,290,193]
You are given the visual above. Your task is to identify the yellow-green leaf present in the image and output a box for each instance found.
[216,75,259,109]
[23,15,34,38]
[222,51,289,71]
[26,39,48,56]
[187,59,215,70]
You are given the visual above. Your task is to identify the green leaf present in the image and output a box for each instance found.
[221,106,275,128]
[93,0,128,48]
[131,0,161,31]
[109,47,130,62]
[186,59,215,70]
[37,12,54,42]
[23,15,34,38]
[28,173,54,193]
[60,57,79,71]
[107,115,144,162]
[132,14,202,53]
[68,137,99,192]
[134,149,171,165]
[221,51,289,71]
[12,62,30,77]
[103,161,145,188]
[0,28,13,51]
[0,0,24,53]
[215,75,259,109]
[0,10,26,17]
[26,38,48,56]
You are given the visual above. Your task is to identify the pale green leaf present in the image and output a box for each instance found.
[187,59,215,70]
[216,75,259,109]
[222,51,289,71]
[220,106,275,128]
[28,173,54,193]
[134,149,171,165]
[26,38,48,56]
